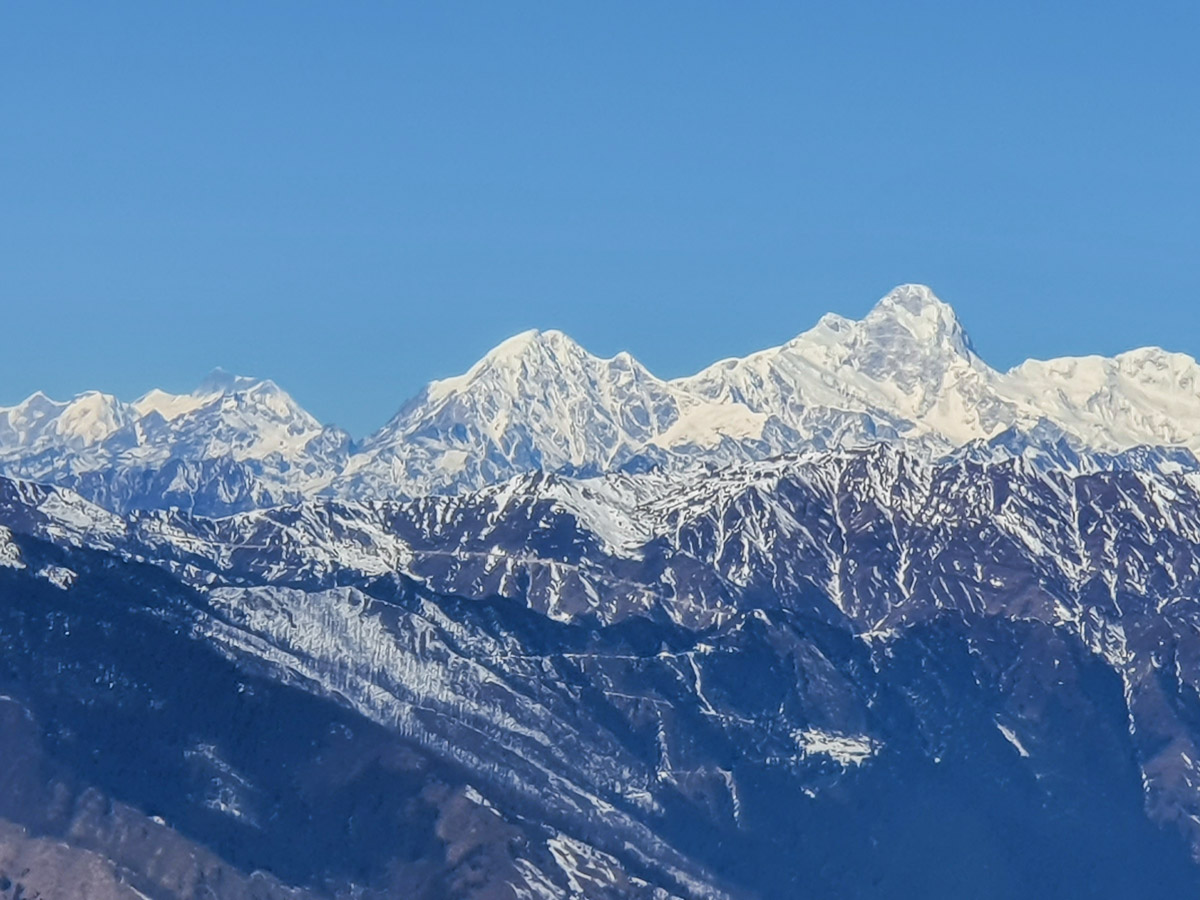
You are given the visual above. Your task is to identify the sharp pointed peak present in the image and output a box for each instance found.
[483,327,579,358]
[780,284,973,359]
[454,328,598,381]
[863,283,975,354]
[870,283,957,319]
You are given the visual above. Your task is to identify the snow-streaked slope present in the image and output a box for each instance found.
[13,444,1200,865]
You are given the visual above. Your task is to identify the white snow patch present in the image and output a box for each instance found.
[793,728,879,767]
[652,401,768,449]
[0,527,24,570]
[548,834,628,896]
[36,565,77,590]
[996,721,1030,758]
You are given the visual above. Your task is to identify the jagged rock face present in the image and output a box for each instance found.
[5,443,1200,896]
[6,284,1200,514]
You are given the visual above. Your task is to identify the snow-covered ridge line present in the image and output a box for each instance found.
[5,283,1200,514]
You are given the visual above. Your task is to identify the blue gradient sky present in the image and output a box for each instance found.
[3,2,1199,435]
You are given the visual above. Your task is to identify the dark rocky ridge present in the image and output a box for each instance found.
[4,442,1200,896]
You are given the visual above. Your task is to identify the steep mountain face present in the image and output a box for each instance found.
[7,285,1200,512]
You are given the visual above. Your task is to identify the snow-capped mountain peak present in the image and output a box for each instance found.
[777,283,981,387]
[53,390,131,446]
[423,327,601,404]
[134,369,306,424]
[869,281,963,325]
[0,372,349,515]
[339,326,687,498]
[857,282,976,357]
[675,284,994,450]
[0,389,131,452]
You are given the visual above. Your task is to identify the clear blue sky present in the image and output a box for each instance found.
[3,2,1199,436]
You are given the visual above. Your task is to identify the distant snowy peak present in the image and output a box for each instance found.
[133,367,275,423]
[680,284,995,446]
[804,282,978,369]
[400,328,668,426]
[339,328,688,498]
[422,328,600,403]
[1002,348,1200,452]
[0,389,130,452]
[865,282,975,348]
[0,369,331,461]
[0,370,350,515]
[340,283,1021,500]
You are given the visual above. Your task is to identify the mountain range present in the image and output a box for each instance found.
[6,284,1200,516]
[4,285,1200,898]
